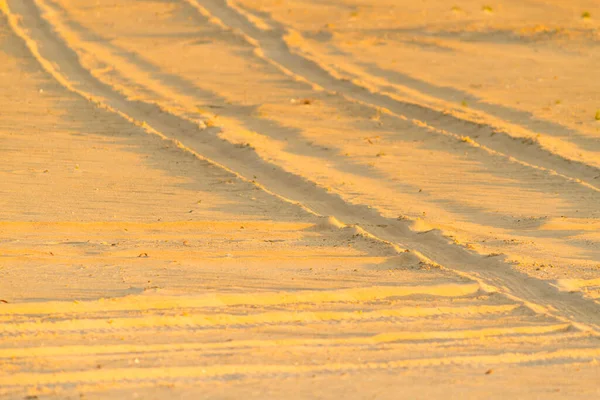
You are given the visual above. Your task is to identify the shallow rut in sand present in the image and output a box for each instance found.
[2,0,600,334]
[185,0,600,192]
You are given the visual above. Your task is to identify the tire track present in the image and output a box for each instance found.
[4,4,600,395]
[2,0,600,336]
[233,0,600,177]
[186,0,600,193]
[32,0,600,254]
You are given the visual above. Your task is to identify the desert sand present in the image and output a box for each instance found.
[0,0,599,398]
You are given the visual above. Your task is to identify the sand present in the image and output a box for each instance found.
[0,0,599,398]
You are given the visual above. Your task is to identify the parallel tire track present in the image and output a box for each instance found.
[186,0,600,193]
[2,0,599,339]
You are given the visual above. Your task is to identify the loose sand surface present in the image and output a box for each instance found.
[1,0,599,398]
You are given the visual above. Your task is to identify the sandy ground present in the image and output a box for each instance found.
[0,0,599,398]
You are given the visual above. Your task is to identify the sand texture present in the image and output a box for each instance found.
[0,0,599,398]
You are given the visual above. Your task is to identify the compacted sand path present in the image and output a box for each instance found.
[1,0,599,398]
